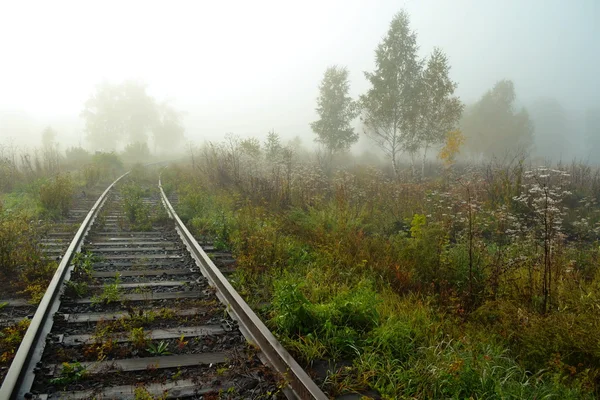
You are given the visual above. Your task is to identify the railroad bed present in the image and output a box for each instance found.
[39,184,116,263]
[0,170,326,400]
[0,182,113,363]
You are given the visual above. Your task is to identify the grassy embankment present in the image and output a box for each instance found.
[163,152,600,399]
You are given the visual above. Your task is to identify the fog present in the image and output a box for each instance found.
[0,0,598,158]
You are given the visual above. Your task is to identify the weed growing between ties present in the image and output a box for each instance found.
[64,251,98,299]
[164,155,600,398]
[146,340,171,355]
[49,361,88,387]
[133,386,168,400]
[121,182,154,231]
[91,274,123,305]
[119,168,170,231]
[75,301,223,363]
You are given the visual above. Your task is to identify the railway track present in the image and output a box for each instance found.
[0,182,113,366]
[39,185,114,263]
[0,169,326,400]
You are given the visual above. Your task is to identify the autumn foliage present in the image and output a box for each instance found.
[438,129,465,166]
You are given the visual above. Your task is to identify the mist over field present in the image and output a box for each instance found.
[0,0,598,161]
[4,2,600,397]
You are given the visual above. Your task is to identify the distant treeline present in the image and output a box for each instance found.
[308,10,600,176]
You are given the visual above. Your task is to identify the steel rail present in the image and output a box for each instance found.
[158,176,328,400]
[0,172,129,400]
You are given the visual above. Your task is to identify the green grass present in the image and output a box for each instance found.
[91,274,122,305]
[164,161,600,398]
[1,191,44,217]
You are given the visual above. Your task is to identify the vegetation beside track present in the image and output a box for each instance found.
[0,151,129,380]
[119,166,170,231]
[164,149,600,398]
[1,150,125,219]
[0,150,127,300]
[0,320,30,374]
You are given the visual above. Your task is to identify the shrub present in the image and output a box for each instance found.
[403,214,453,290]
[163,157,600,396]
[39,173,74,217]
[64,146,91,167]
[0,211,45,283]
[122,142,151,165]
[91,152,124,180]
[120,182,152,231]
[83,164,101,187]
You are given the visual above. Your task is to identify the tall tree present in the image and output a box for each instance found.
[264,130,282,161]
[461,80,533,158]
[310,66,358,157]
[81,81,158,150]
[81,82,123,150]
[416,48,463,176]
[360,11,422,176]
[121,81,158,144]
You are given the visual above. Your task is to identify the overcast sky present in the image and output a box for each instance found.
[0,0,598,148]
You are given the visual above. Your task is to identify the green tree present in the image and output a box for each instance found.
[240,137,261,159]
[461,80,533,158]
[120,81,158,144]
[240,137,262,176]
[416,48,463,177]
[81,81,157,150]
[81,83,125,150]
[264,130,282,161]
[310,66,358,157]
[360,11,422,176]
